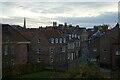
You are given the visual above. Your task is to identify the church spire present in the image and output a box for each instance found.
[23,17,26,28]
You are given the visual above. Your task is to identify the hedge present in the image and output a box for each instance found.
[3,62,45,77]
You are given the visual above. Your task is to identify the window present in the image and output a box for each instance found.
[116,51,120,55]
[68,54,70,59]
[37,48,41,54]
[69,34,71,39]
[76,42,78,47]
[76,52,79,57]
[55,38,58,43]
[75,34,77,38]
[68,43,75,49]
[51,38,54,43]
[93,48,97,52]
[61,47,65,52]
[72,34,74,38]
[91,58,97,62]
[59,38,62,43]
[4,45,8,55]
[50,48,53,54]
[63,38,66,43]
[103,49,108,52]
[38,39,41,43]
[71,53,74,60]
[37,57,41,62]
[11,59,14,65]
[78,35,80,39]
[50,57,53,63]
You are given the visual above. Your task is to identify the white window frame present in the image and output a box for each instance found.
[72,34,74,38]
[37,48,41,54]
[63,38,66,43]
[68,53,70,59]
[116,51,120,55]
[59,38,62,43]
[55,38,58,43]
[75,34,77,38]
[69,34,71,39]
[78,35,80,39]
[51,38,54,43]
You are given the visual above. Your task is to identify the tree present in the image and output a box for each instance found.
[102,24,109,32]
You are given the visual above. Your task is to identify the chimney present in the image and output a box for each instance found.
[53,22,57,27]
[64,22,67,27]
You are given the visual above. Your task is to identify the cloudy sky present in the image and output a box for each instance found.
[0,2,118,28]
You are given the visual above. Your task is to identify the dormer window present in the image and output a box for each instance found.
[69,34,71,39]
[55,38,58,43]
[59,38,62,43]
[38,39,41,43]
[63,38,66,43]
[51,38,54,43]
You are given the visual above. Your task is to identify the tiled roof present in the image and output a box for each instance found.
[20,31,34,40]
[20,28,43,41]
[2,24,30,43]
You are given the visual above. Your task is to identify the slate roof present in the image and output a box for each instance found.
[40,29,62,39]
[2,24,30,43]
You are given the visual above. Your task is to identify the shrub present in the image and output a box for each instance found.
[4,62,45,77]
[62,64,105,78]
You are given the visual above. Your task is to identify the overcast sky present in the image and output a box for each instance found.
[0,2,118,28]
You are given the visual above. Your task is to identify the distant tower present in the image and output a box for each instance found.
[23,17,26,28]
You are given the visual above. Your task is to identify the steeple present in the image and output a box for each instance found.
[23,17,26,28]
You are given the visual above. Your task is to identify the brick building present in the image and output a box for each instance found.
[57,23,83,62]
[89,23,120,69]
[2,24,30,76]
[20,28,67,69]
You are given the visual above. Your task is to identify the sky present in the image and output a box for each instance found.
[0,2,118,28]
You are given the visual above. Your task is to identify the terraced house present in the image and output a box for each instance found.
[20,27,67,69]
[89,23,120,69]
[57,23,84,62]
